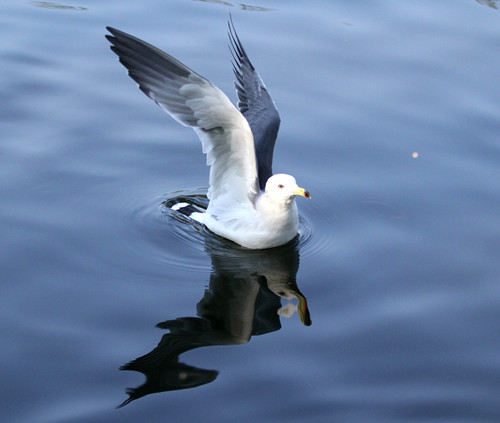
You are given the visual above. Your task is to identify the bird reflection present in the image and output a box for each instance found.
[118,237,311,407]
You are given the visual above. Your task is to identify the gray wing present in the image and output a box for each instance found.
[106,27,205,127]
[228,18,281,191]
[106,27,259,207]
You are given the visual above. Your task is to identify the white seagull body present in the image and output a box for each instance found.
[106,20,310,249]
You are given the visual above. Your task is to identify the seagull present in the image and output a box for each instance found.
[106,19,310,249]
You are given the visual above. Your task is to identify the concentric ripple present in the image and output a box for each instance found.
[123,187,327,271]
[295,186,337,261]
[122,188,210,273]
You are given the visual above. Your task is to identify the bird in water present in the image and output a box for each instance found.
[106,19,310,249]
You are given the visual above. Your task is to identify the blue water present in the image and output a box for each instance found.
[1,1,500,422]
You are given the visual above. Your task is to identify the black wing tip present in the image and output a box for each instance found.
[227,15,256,88]
[227,16,245,59]
[228,13,235,34]
[105,27,124,48]
[105,26,142,48]
[105,27,116,46]
[106,26,126,37]
[105,26,120,40]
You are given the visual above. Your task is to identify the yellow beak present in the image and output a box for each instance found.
[294,187,311,198]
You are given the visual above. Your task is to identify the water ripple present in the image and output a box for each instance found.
[123,188,325,271]
[296,188,337,261]
[122,189,209,273]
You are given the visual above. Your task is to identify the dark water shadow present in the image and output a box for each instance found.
[118,236,311,407]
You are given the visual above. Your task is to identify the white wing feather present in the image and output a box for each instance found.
[106,27,259,210]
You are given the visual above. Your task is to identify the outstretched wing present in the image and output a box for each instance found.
[228,18,281,190]
[106,27,259,206]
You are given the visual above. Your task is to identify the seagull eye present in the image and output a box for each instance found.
[278,184,284,189]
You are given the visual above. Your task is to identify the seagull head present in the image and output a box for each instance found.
[265,174,311,204]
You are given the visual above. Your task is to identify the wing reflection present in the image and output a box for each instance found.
[118,238,311,407]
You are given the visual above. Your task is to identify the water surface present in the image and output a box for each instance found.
[1,1,500,422]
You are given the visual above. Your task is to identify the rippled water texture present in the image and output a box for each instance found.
[1,1,500,422]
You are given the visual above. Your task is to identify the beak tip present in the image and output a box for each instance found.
[294,187,311,198]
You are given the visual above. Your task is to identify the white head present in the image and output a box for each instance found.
[264,174,311,205]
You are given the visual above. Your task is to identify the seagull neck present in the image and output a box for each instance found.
[258,192,295,214]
